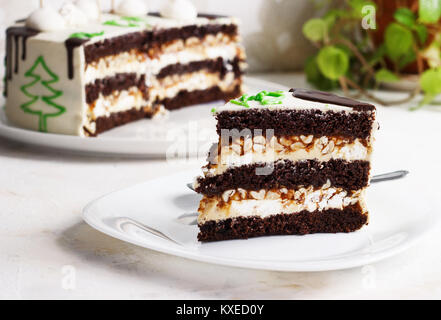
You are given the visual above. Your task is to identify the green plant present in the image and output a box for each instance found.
[302,0,441,109]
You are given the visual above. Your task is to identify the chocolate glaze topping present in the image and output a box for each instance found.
[5,27,39,96]
[290,88,375,111]
[64,38,89,80]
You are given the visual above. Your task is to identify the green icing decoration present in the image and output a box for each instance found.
[69,31,105,39]
[210,107,217,113]
[121,16,144,22]
[20,56,66,132]
[230,90,285,108]
[103,19,140,28]
[103,17,151,28]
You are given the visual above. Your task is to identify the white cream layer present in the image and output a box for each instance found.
[198,186,365,223]
[84,71,240,133]
[150,71,239,101]
[84,42,242,83]
[204,135,371,177]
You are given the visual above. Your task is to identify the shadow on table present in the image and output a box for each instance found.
[56,221,335,299]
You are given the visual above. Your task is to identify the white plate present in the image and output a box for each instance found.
[82,167,440,272]
[0,77,287,157]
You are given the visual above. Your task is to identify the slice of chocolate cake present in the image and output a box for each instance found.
[4,2,246,136]
[195,88,378,242]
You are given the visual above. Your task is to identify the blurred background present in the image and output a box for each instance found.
[0,0,320,74]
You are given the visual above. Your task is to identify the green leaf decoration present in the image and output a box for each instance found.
[375,68,399,83]
[230,90,285,108]
[304,56,338,90]
[384,23,413,62]
[394,7,416,28]
[20,56,66,132]
[316,46,349,80]
[69,31,105,39]
[420,68,441,95]
[302,18,326,42]
[121,16,144,22]
[419,0,441,23]
[103,19,140,27]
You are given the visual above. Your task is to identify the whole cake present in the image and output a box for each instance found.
[195,88,378,242]
[4,0,246,136]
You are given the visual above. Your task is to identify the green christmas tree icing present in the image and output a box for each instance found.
[20,56,66,132]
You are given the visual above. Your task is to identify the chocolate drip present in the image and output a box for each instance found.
[290,88,375,111]
[64,38,88,79]
[4,27,39,95]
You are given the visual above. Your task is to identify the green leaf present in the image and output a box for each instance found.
[398,49,416,69]
[413,24,428,44]
[420,68,441,94]
[323,9,348,28]
[302,18,326,42]
[304,56,338,90]
[419,0,441,23]
[385,23,414,61]
[316,46,349,80]
[348,0,376,18]
[394,8,416,27]
[368,44,386,67]
[375,69,399,83]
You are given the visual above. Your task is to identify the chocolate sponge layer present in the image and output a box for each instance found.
[198,204,367,242]
[216,109,376,140]
[196,159,370,196]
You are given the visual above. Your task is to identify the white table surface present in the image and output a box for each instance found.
[1,73,441,300]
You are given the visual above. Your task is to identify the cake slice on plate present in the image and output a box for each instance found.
[195,88,378,242]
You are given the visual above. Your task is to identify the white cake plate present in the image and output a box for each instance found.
[82,166,439,272]
[0,77,287,157]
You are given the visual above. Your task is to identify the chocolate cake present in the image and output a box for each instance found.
[195,88,378,242]
[4,1,246,136]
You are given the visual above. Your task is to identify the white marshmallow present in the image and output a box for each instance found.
[160,0,197,21]
[26,7,66,32]
[75,0,100,21]
[59,2,89,27]
[116,0,149,17]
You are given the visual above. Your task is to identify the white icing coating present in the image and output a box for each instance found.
[160,0,197,21]
[115,0,149,17]
[26,7,66,32]
[59,2,89,27]
[75,0,100,21]
[216,91,361,113]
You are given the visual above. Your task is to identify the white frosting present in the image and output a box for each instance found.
[206,136,371,176]
[75,0,100,21]
[26,7,66,32]
[160,0,197,21]
[116,0,149,17]
[84,42,239,82]
[59,2,89,27]
[197,186,366,223]
[216,91,362,113]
